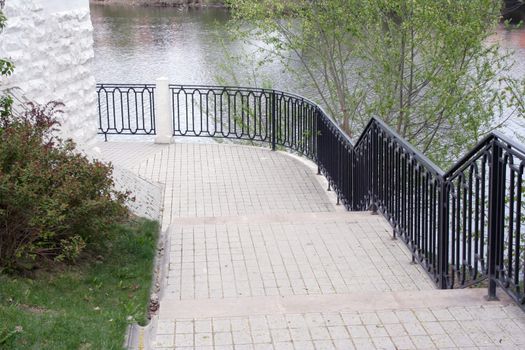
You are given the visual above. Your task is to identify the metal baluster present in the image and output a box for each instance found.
[271,91,276,151]
[488,141,504,300]
[438,179,450,289]
[515,164,523,301]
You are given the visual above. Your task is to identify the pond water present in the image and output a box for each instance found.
[91,4,525,139]
[91,6,301,89]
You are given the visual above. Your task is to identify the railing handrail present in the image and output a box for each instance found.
[443,131,525,179]
[355,119,525,181]
[355,117,445,177]
[97,83,156,87]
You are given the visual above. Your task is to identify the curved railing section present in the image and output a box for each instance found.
[168,85,320,159]
[96,83,525,309]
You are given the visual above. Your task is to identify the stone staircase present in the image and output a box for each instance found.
[152,211,525,349]
[96,142,525,349]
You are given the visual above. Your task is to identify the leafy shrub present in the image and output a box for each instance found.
[0,102,128,271]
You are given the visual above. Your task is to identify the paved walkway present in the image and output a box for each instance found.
[98,142,525,350]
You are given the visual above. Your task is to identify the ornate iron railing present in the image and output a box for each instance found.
[97,83,525,308]
[353,118,446,286]
[97,84,156,140]
[168,85,319,158]
[443,133,525,303]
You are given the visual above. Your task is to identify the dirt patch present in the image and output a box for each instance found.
[18,304,54,315]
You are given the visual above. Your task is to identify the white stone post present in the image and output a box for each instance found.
[154,77,173,144]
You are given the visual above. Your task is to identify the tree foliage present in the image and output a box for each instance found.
[227,0,507,165]
[503,76,525,140]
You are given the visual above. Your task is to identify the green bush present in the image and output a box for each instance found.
[0,102,129,271]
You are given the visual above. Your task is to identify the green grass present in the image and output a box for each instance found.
[0,219,159,350]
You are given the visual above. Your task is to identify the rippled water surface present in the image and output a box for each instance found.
[91,5,299,89]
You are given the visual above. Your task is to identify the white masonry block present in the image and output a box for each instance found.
[154,77,174,144]
[0,0,98,148]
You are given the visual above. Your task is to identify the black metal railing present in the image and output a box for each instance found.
[97,83,525,308]
[97,84,156,140]
[443,133,525,304]
[353,119,446,286]
[168,85,319,158]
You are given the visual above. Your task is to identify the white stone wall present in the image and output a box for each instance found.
[0,0,98,147]
[112,166,163,222]
[1,1,161,220]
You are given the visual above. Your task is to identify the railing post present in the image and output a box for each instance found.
[351,149,357,210]
[487,140,504,300]
[154,77,173,144]
[437,179,449,289]
[370,124,378,213]
[336,142,341,205]
[271,91,276,151]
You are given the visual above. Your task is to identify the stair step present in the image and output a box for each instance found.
[172,211,384,226]
[158,288,511,320]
